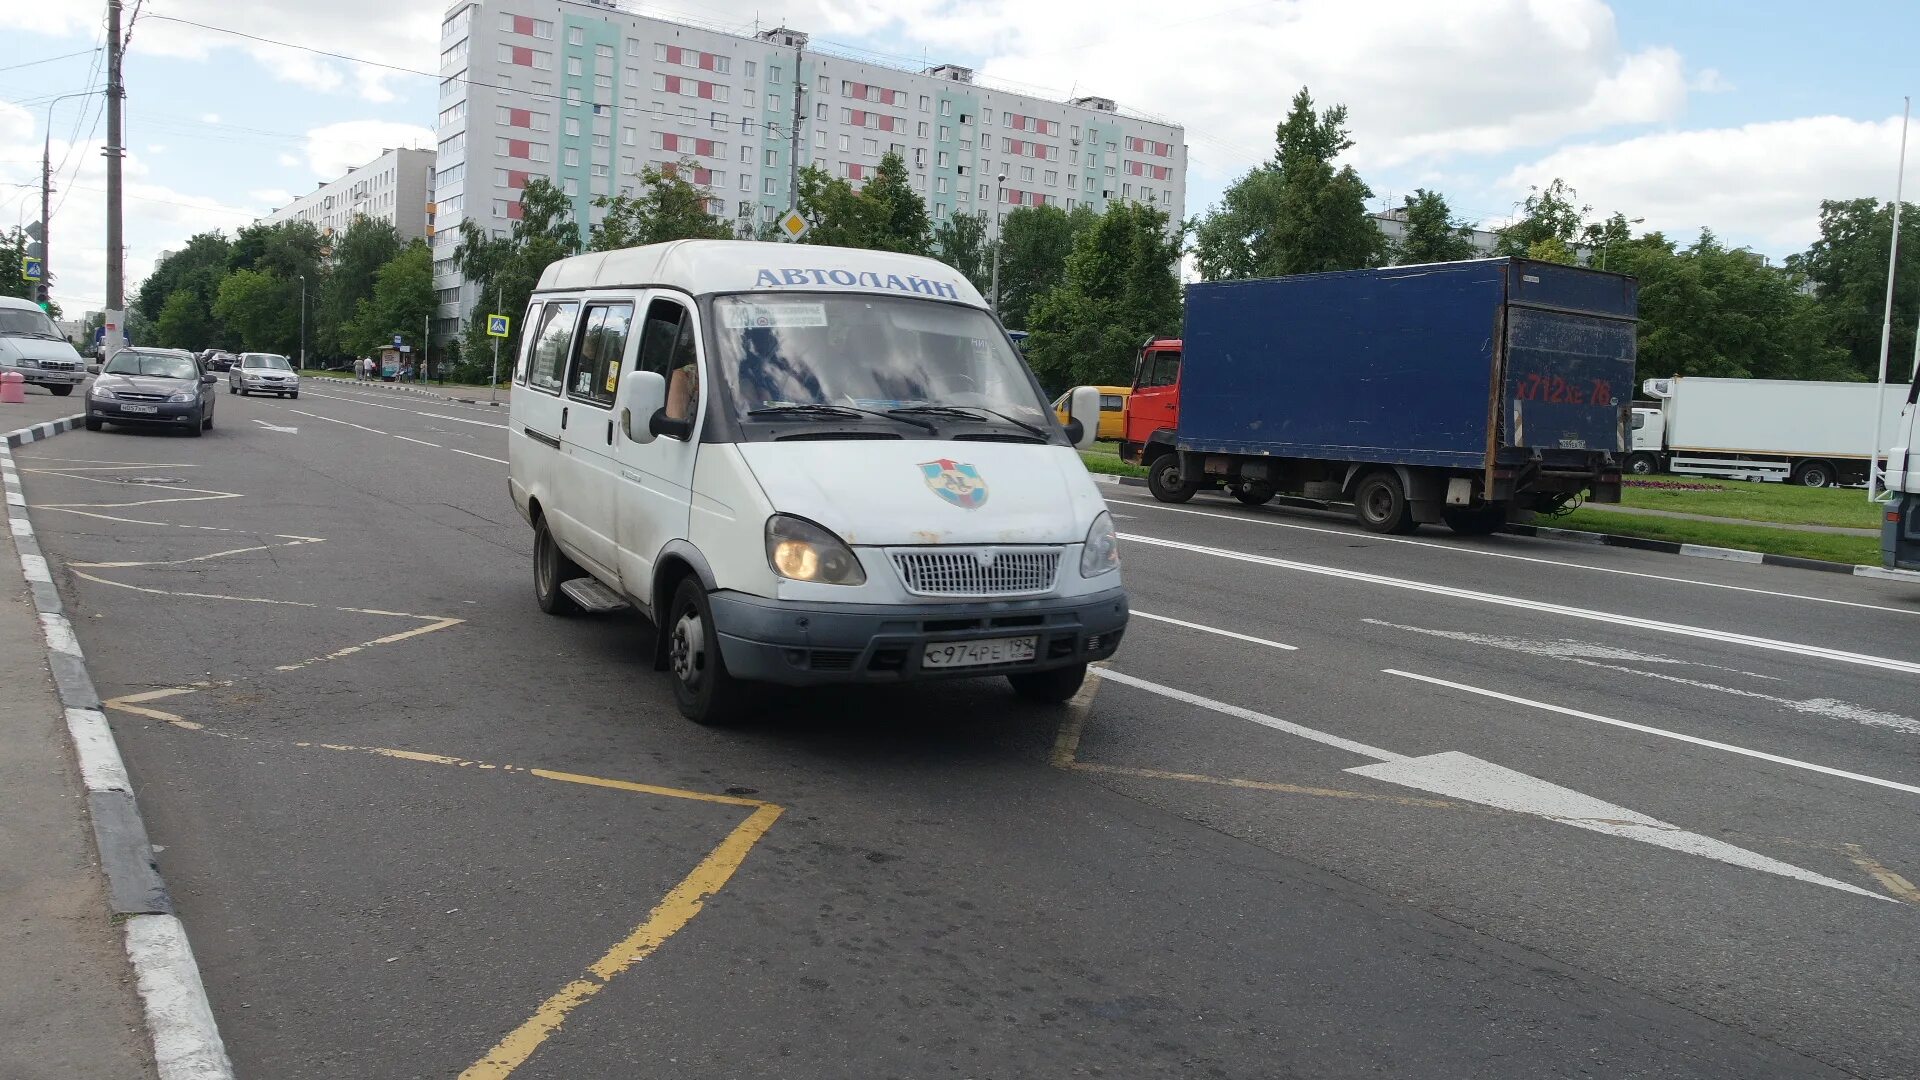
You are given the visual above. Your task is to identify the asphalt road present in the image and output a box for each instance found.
[18,380,1920,1079]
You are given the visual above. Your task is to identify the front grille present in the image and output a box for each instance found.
[890,547,1061,597]
[116,392,168,401]
[40,361,77,371]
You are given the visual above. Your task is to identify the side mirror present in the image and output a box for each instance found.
[649,409,694,441]
[88,364,101,376]
[201,373,217,385]
[622,370,666,444]
[1067,385,1100,450]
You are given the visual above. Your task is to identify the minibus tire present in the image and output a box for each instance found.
[1009,662,1088,703]
[533,516,583,615]
[667,578,753,725]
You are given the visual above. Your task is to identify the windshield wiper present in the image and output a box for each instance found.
[747,403,938,433]
[887,405,1052,441]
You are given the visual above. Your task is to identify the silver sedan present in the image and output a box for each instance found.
[228,353,301,398]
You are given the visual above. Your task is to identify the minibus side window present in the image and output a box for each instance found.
[526,302,579,395]
[514,303,541,385]
[566,303,633,409]
[636,298,698,423]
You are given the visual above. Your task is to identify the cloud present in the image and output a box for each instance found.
[1691,68,1733,94]
[200,113,222,124]
[276,153,301,168]
[250,188,294,209]
[1498,114,1909,256]
[301,120,436,179]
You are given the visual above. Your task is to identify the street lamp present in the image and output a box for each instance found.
[1597,217,1646,272]
[990,172,1007,315]
[297,274,307,371]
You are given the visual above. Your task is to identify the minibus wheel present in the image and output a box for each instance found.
[668,578,753,725]
[533,516,583,615]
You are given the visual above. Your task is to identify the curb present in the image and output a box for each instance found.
[1,424,235,1079]
[1088,472,1919,582]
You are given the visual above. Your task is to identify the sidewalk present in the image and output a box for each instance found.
[1597,502,1879,537]
[0,480,155,1079]
[313,374,508,406]
[0,384,90,433]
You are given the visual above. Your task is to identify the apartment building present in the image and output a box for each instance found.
[260,147,437,244]
[430,0,1187,334]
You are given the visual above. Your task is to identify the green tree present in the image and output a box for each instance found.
[320,217,402,354]
[154,288,221,349]
[793,152,933,253]
[345,241,435,358]
[1192,87,1384,280]
[1390,189,1477,264]
[456,178,580,363]
[589,161,734,251]
[0,227,30,304]
[135,231,231,321]
[1788,197,1920,380]
[212,269,299,355]
[1025,200,1185,393]
[1496,178,1590,258]
[930,210,991,295]
[995,203,1098,329]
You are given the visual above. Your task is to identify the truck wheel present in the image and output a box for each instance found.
[666,577,754,726]
[1442,506,1506,536]
[532,515,583,615]
[1147,454,1196,504]
[1233,480,1275,506]
[1009,662,1087,703]
[50,385,73,397]
[1627,453,1659,476]
[1794,461,1836,488]
[1354,471,1417,534]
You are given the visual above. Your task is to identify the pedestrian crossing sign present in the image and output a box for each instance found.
[22,257,43,282]
[487,314,511,338]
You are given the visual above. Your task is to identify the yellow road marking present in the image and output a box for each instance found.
[1844,844,1920,905]
[460,802,783,1080]
[530,767,768,808]
[104,689,206,731]
[75,536,324,569]
[275,616,465,671]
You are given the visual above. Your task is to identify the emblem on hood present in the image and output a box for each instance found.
[919,458,987,510]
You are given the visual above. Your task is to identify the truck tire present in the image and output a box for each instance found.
[666,577,754,726]
[1354,471,1417,534]
[50,384,73,397]
[533,515,583,615]
[1442,506,1507,536]
[1793,461,1837,488]
[1147,454,1196,504]
[1009,662,1088,703]
[1627,453,1659,476]
[1233,480,1275,506]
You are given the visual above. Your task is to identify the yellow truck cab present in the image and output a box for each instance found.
[1053,386,1130,442]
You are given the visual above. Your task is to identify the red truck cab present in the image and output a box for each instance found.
[1119,338,1183,481]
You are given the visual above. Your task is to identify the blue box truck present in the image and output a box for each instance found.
[1123,257,1637,534]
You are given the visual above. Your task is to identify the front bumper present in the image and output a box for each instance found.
[89,399,200,424]
[20,367,84,386]
[240,379,298,393]
[709,585,1129,686]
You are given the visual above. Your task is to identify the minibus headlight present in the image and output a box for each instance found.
[1080,511,1120,577]
[765,514,866,586]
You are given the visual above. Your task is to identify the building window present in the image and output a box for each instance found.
[765,148,779,167]
[533,81,552,96]
[959,112,970,125]
[739,175,751,191]
[596,43,613,62]
[769,65,782,83]
[744,60,756,79]
[940,100,951,116]
[621,155,635,173]
[566,87,582,104]
[819,75,830,94]
[591,164,608,177]
[917,122,929,139]
[919,95,931,112]
[1068,149,1077,165]
[766,93,780,111]
[567,27,584,45]
[983,109,993,126]
[563,178,579,196]
[1044,170,1057,186]
[978,183,989,199]
[564,117,581,136]
[566,56,583,76]
[1019,166,1034,182]
[623,127,636,145]
[838,134,850,152]
[816,103,827,121]
[935,177,947,193]
[861,138,877,157]
[711,112,728,130]
[679,104,696,124]
[595,75,612,93]
[764,178,777,194]
[564,148,581,166]
[738,144,752,163]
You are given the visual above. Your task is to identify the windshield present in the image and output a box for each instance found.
[0,308,62,339]
[711,294,1050,433]
[104,351,199,380]
[244,355,293,370]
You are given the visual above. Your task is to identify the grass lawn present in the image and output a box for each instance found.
[1557,507,1880,565]
[1080,441,1147,478]
[1621,475,1881,530]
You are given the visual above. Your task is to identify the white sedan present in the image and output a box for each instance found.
[228,353,300,398]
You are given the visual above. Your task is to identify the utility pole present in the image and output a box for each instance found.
[37,91,98,315]
[787,41,804,214]
[1871,96,1911,499]
[103,0,126,361]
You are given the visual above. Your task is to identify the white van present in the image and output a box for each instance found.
[507,240,1128,724]
[0,295,88,396]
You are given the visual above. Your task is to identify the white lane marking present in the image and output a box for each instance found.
[38,611,81,655]
[1383,669,1920,798]
[65,708,130,793]
[1371,620,1920,734]
[299,388,508,428]
[250,419,300,434]
[1120,531,1920,677]
[1098,667,1886,900]
[1362,620,1780,679]
[393,435,442,448]
[1345,752,1889,902]
[1108,492,1918,618]
[288,409,508,464]
[1095,668,1406,761]
[20,552,51,582]
[1132,610,1297,651]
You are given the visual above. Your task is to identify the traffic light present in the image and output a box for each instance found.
[34,284,49,311]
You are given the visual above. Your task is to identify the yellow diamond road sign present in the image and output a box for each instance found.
[486,314,511,338]
[777,209,809,241]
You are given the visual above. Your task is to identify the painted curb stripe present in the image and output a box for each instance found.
[0,432,236,1080]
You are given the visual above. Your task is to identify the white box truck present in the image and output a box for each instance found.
[1629,376,1914,488]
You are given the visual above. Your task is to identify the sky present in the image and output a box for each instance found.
[2,0,1915,319]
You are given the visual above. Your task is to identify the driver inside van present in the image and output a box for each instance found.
[665,320,699,422]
